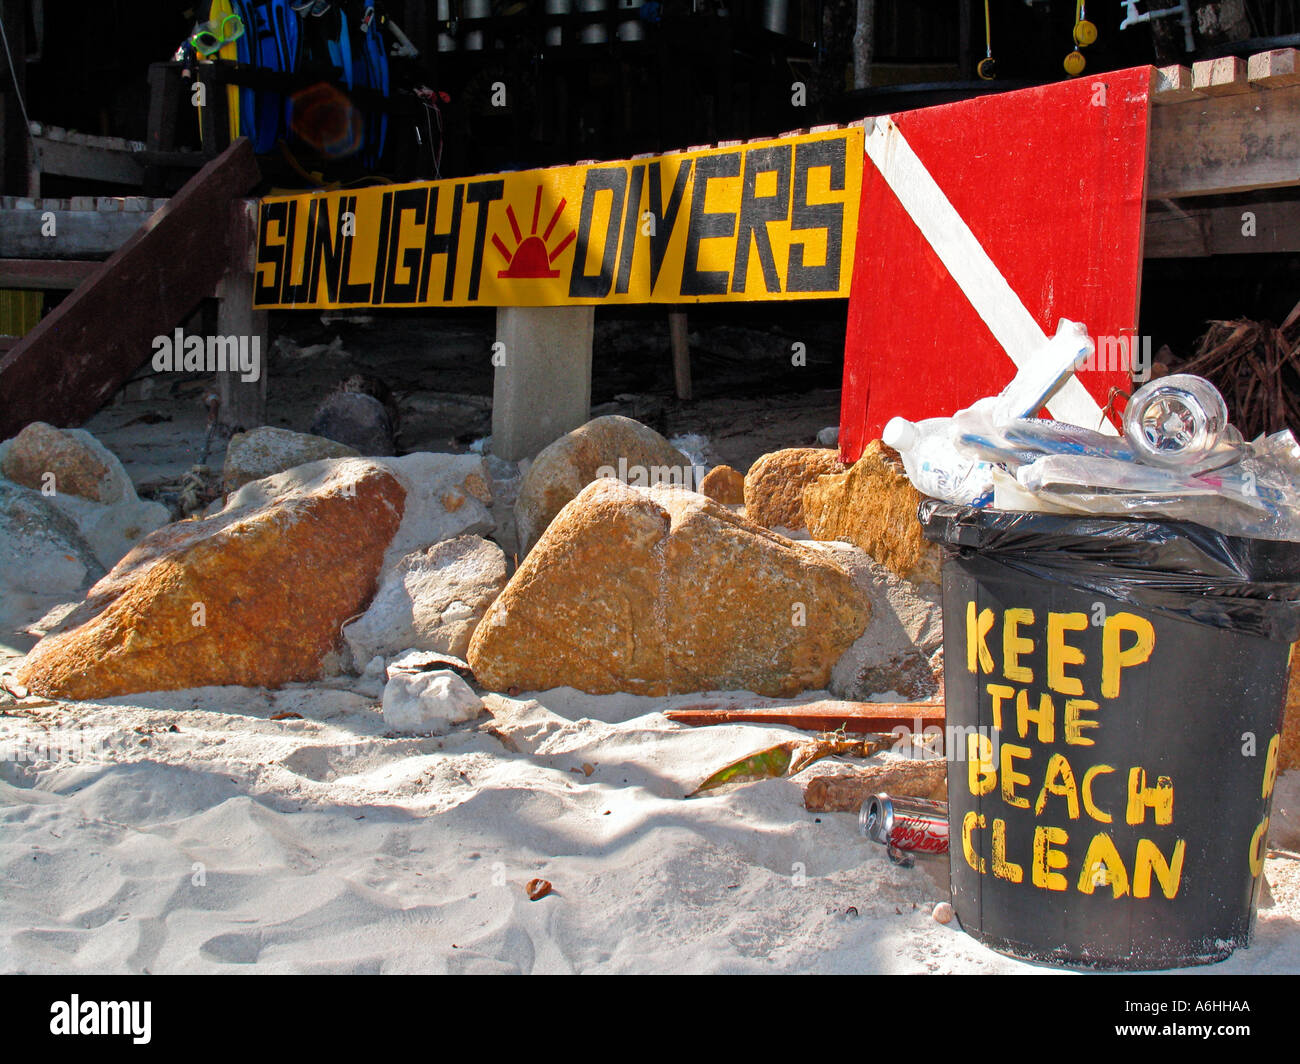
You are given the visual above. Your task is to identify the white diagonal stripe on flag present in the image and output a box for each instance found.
[865,116,1114,432]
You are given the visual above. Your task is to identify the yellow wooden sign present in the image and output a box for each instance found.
[252,127,863,309]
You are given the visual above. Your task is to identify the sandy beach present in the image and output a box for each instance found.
[3,680,1297,975]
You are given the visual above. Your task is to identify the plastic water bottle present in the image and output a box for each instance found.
[883,415,995,506]
[1122,373,1232,468]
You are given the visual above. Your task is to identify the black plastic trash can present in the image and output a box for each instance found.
[920,501,1300,970]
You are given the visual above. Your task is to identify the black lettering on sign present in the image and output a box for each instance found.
[420,184,463,303]
[614,165,646,295]
[732,144,791,294]
[280,200,317,305]
[382,188,431,304]
[371,192,397,305]
[569,167,628,299]
[338,197,373,304]
[646,159,691,292]
[309,196,349,304]
[787,138,846,294]
[680,151,741,297]
[255,201,288,305]
[465,180,506,302]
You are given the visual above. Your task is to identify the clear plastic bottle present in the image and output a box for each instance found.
[883,416,995,506]
[1122,373,1232,468]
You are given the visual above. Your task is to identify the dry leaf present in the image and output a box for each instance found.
[691,737,869,795]
[269,711,303,721]
[526,878,552,901]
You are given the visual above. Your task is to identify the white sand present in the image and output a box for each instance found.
[1,681,1297,974]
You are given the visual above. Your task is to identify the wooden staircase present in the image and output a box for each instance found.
[0,140,260,440]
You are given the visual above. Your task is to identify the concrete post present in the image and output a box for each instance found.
[492,305,594,461]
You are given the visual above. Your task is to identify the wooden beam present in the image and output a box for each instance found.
[0,140,260,439]
[33,133,145,187]
[1248,48,1300,89]
[666,699,944,734]
[1148,84,1300,198]
[215,200,268,434]
[0,203,158,259]
[1192,56,1252,97]
[1144,200,1300,257]
[668,310,691,401]
[0,259,101,289]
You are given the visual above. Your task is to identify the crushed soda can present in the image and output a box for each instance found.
[859,793,949,867]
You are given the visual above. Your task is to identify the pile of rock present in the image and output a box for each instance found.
[8,412,947,716]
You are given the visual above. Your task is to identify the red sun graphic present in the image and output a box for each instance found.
[493,186,576,279]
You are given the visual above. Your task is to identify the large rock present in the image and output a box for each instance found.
[217,451,493,572]
[514,415,691,554]
[0,423,171,571]
[343,534,508,665]
[803,440,942,585]
[743,447,846,532]
[469,480,871,697]
[310,388,396,456]
[1,421,121,503]
[699,464,745,505]
[222,426,359,491]
[806,540,944,702]
[16,459,405,700]
[0,483,104,628]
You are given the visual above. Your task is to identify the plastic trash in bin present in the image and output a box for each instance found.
[882,318,1096,506]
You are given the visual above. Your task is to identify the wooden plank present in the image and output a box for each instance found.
[1143,199,1300,257]
[666,699,944,734]
[0,140,260,439]
[803,760,947,812]
[34,135,145,187]
[1148,84,1300,198]
[1152,64,1201,104]
[1192,56,1252,97]
[0,259,101,289]
[1248,48,1300,89]
[0,205,159,259]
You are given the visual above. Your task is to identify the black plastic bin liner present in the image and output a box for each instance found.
[920,500,1300,643]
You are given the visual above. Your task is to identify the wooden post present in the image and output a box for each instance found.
[668,309,692,401]
[216,199,268,434]
[852,0,875,91]
[145,63,182,195]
